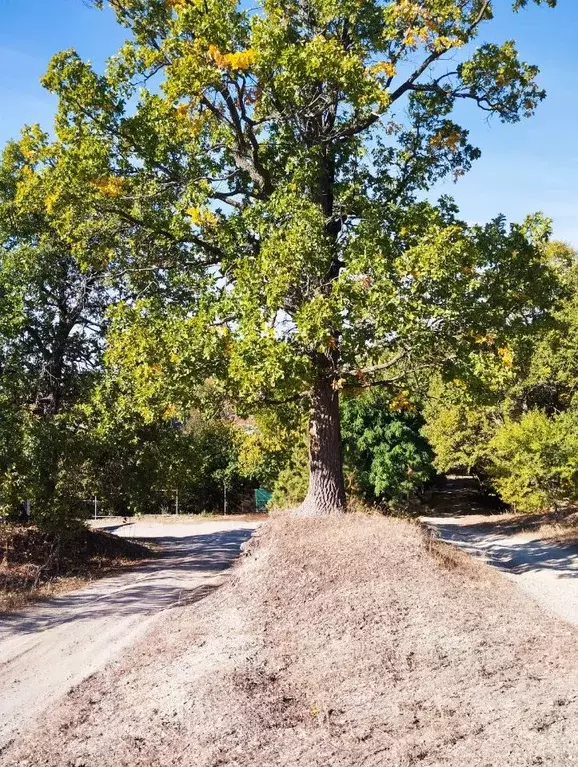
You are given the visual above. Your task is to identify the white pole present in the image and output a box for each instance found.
[94,496,98,520]
[175,489,179,516]
[223,480,227,516]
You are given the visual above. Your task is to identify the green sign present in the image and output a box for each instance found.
[254,488,272,511]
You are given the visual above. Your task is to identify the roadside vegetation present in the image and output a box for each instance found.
[0,524,150,612]
[6,3,578,761]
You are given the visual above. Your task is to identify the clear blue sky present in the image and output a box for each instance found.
[1,1,577,244]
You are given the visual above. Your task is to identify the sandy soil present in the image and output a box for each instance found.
[88,514,266,530]
[5,515,578,766]
[0,519,259,753]
[423,514,578,628]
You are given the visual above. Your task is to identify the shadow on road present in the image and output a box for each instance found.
[428,519,578,579]
[1,528,253,636]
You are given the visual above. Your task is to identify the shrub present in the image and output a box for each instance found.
[270,393,436,509]
[488,408,578,512]
[270,439,309,508]
[341,393,435,503]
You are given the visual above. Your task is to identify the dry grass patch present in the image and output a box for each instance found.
[422,525,484,571]
[0,524,151,612]
[534,521,578,544]
[470,505,578,535]
[4,514,578,766]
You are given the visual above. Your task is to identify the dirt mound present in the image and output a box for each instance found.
[0,525,150,610]
[4,515,578,766]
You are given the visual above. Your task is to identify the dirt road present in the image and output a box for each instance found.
[0,519,259,752]
[424,514,578,628]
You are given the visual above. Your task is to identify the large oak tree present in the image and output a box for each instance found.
[22,0,559,515]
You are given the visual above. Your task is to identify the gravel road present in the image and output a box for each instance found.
[0,519,259,752]
[424,514,578,628]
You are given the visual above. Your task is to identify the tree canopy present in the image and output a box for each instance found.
[0,0,564,521]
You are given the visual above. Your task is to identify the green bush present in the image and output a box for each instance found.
[270,439,309,509]
[270,393,435,509]
[341,393,435,503]
[488,408,578,512]
[421,400,498,475]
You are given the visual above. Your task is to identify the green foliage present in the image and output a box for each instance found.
[341,393,434,502]
[30,0,559,412]
[270,439,310,509]
[235,406,305,488]
[82,404,242,515]
[0,128,255,526]
[270,392,435,508]
[423,244,578,512]
[1,0,564,519]
[422,379,500,475]
[0,137,108,528]
[488,409,578,512]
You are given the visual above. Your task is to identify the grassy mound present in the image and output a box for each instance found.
[0,524,150,610]
[4,515,578,766]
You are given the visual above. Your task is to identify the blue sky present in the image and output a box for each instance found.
[0,1,577,243]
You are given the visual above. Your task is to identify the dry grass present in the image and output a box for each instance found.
[0,524,151,613]
[422,525,480,570]
[465,505,578,541]
[535,521,578,543]
[5,514,578,766]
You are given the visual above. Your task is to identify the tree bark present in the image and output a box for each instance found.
[298,373,347,516]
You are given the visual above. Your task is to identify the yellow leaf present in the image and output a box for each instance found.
[209,45,255,71]
[165,0,187,10]
[497,346,514,368]
[45,192,59,214]
[187,206,218,227]
[92,177,125,198]
[389,391,416,413]
[474,333,496,346]
[371,61,396,78]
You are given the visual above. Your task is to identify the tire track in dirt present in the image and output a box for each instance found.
[0,520,259,751]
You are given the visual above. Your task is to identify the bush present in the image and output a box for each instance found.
[269,394,435,509]
[341,393,435,503]
[270,439,309,508]
[488,408,578,512]
[421,399,498,475]
[270,393,436,509]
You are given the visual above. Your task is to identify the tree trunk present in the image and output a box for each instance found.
[298,374,347,516]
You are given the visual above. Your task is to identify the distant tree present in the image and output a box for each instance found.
[422,378,501,476]
[0,134,108,526]
[81,401,243,515]
[423,243,578,512]
[0,133,237,524]
[19,0,560,516]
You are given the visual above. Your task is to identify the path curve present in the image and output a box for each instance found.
[423,514,578,629]
[0,519,259,752]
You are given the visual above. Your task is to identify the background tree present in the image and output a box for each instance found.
[0,132,250,525]
[423,242,578,512]
[0,134,108,526]
[79,401,245,515]
[20,0,560,515]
